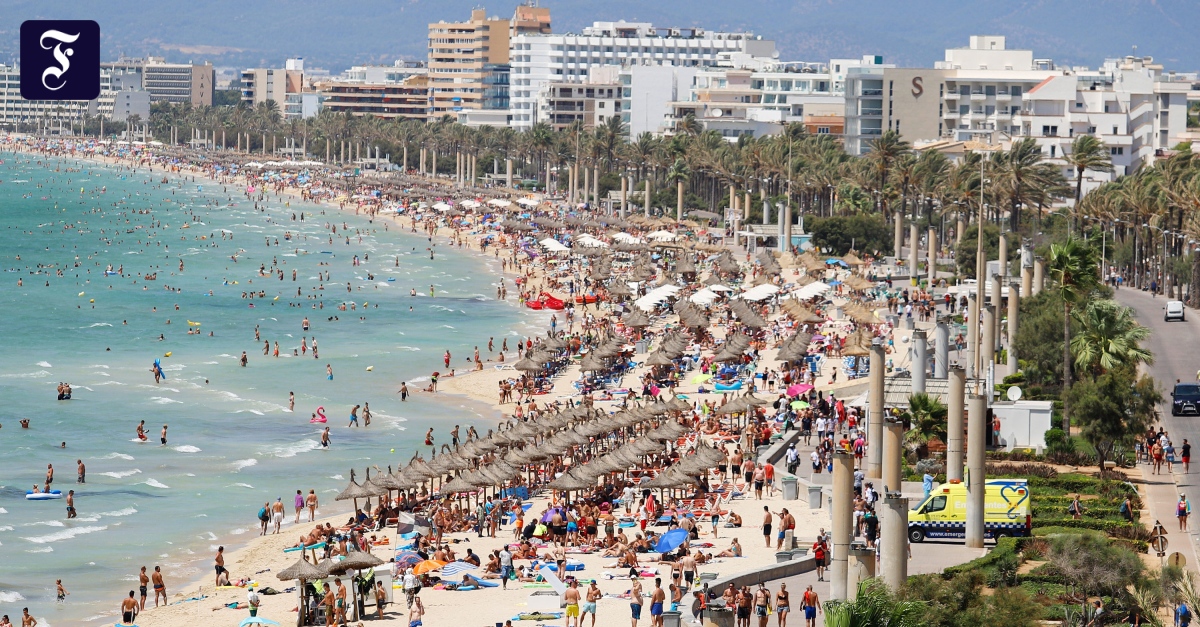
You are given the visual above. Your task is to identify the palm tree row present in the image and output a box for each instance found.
[136,102,1096,242]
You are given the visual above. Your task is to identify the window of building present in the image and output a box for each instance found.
[1110,146,1124,155]
[959,104,969,114]
[1049,145,1055,158]
[985,85,995,96]
[1112,125,1119,135]
[817,126,830,134]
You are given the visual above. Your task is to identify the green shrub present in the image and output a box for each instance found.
[1043,428,1073,454]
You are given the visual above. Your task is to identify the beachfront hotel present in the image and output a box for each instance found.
[509,21,775,131]
[838,35,1194,196]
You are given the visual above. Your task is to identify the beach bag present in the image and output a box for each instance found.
[258,507,269,522]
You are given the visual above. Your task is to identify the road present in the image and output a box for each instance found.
[1113,286,1200,568]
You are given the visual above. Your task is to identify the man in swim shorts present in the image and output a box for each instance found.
[152,566,166,607]
[564,580,581,627]
[160,424,168,446]
[650,578,666,627]
[214,546,226,588]
[138,567,148,610]
[581,580,601,627]
[630,578,643,626]
[120,591,138,625]
[271,497,285,534]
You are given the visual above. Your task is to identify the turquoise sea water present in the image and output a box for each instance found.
[0,153,538,624]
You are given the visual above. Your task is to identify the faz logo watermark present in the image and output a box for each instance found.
[20,20,100,101]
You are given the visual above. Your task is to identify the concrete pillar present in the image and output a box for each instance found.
[830,450,854,601]
[1007,281,1020,374]
[507,159,514,189]
[912,329,928,393]
[990,275,1003,352]
[582,166,589,203]
[927,226,937,286]
[1021,265,1032,299]
[894,214,904,267]
[847,546,876,601]
[934,319,949,379]
[947,367,966,482]
[909,222,919,281]
[998,233,1008,281]
[1033,257,1045,296]
[867,341,886,479]
[965,393,987,548]
[965,292,978,378]
[592,167,599,207]
[883,417,904,494]
[956,215,965,246]
[783,203,793,253]
[619,176,628,218]
[881,493,910,592]
[982,305,996,379]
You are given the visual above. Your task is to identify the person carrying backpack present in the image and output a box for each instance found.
[1177,601,1191,627]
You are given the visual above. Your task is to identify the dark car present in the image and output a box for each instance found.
[1172,383,1200,416]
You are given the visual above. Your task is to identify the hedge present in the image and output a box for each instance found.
[942,536,1022,579]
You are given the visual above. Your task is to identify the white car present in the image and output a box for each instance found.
[1165,300,1186,322]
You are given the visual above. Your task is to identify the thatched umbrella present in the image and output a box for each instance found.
[327,552,386,621]
[335,470,375,513]
[513,358,544,372]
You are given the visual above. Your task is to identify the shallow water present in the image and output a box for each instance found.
[0,154,539,623]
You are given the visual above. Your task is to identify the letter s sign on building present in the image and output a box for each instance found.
[911,77,924,98]
[20,20,101,101]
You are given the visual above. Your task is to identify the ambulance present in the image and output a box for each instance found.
[907,478,1031,542]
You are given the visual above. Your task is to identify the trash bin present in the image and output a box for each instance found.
[636,340,648,354]
[807,485,823,509]
[903,316,914,330]
[663,610,683,627]
[775,551,793,563]
[781,476,798,501]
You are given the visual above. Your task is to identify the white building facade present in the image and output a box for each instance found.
[509,21,775,130]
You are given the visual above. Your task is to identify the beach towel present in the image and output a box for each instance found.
[466,574,499,588]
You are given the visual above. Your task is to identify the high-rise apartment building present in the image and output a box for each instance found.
[509,21,775,130]
[142,58,215,106]
[428,8,529,116]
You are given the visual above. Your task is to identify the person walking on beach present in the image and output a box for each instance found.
[630,577,644,627]
[152,566,166,607]
[409,595,425,627]
[294,490,304,523]
[334,578,348,625]
[650,578,666,627]
[271,497,285,534]
[307,490,319,521]
[564,580,581,627]
[321,584,335,627]
[583,580,601,627]
[65,490,76,519]
[55,580,67,603]
[398,382,409,401]
[444,349,451,369]
[348,404,360,427]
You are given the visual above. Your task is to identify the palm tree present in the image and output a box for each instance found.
[1047,237,1099,430]
[902,392,948,459]
[994,138,1057,232]
[1064,134,1114,210]
[866,130,911,218]
[823,580,925,627]
[1070,300,1153,376]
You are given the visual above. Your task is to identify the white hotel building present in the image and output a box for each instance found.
[508,21,775,130]
[843,36,1192,190]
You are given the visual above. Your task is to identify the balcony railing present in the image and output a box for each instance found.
[861,128,883,135]
[861,88,883,96]
[859,109,883,116]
